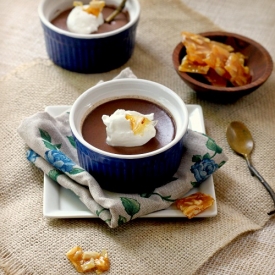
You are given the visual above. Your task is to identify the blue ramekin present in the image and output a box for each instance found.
[74,132,185,193]
[38,0,140,73]
[69,79,189,193]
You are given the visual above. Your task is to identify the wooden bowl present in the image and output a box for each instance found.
[172,31,273,100]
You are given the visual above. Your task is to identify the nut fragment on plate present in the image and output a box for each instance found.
[179,31,251,87]
[176,192,214,219]
[66,246,110,274]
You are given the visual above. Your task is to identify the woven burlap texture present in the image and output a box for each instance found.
[1,0,275,274]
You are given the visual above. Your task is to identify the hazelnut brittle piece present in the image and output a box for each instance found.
[73,0,105,17]
[66,246,110,274]
[176,192,214,219]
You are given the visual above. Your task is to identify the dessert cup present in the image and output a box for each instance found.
[69,79,189,193]
[38,0,140,73]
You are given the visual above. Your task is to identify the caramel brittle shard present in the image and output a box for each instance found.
[66,246,110,274]
[176,192,214,219]
[73,0,105,16]
[179,31,251,87]
[125,114,152,135]
[85,0,105,16]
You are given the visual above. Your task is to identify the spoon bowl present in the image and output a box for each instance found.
[226,121,254,162]
[226,121,275,215]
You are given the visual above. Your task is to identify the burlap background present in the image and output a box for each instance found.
[1,0,275,274]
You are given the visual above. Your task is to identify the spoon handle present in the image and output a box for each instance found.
[105,0,127,23]
[248,164,275,215]
[245,158,255,176]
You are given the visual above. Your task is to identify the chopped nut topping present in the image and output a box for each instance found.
[73,0,105,16]
[66,246,110,274]
[176,192,214,219]
[125,114,152,135]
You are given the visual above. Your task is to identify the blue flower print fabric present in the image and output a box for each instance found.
[17,69,228,228]
[18,108,227,228]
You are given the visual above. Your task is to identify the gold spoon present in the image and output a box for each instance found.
[105,0,127,24]
[226,121,275,215]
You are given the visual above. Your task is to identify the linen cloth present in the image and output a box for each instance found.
[17,68,227,229]
[1,0,275,274]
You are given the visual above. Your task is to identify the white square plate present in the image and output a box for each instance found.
[43,105,217,218]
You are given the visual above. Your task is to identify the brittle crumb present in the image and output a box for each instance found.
[176,192,214,219]
[66,246,110,273]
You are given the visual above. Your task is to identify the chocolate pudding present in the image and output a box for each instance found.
[51,6,129,34]
[82,98,176,155]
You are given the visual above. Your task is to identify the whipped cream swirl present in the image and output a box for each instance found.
[102,109,158,147]
[67,4,104,34]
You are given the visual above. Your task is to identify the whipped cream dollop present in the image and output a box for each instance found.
[67,1,105,34]
[102,109,158,147]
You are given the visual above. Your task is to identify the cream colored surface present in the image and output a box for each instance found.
[1,0,275,274]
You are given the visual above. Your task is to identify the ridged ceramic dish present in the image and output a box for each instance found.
[38,0,140,73]
[69,79,189,193]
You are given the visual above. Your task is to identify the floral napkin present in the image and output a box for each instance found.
[17,68,228,228]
